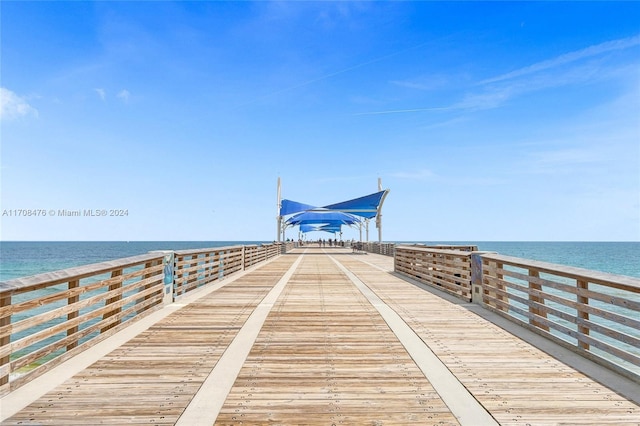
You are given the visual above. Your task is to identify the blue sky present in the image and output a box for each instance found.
[1,1,639,242]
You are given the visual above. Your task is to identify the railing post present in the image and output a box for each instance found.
[203,252,212,282]
[529,269,549,331]
[577,279,590,350]
[66,279,80,351]
[150,251,175,305]
[471,252,498,305]
[162,252,175,304]
[188,254,199,292]
[174,253,183,296]
[495,261,507,311]
[101,269,123,333]
[137,260,158,315]
[242,246,246,270]
[219,250,225,280]
[0,293,11,389]
[470,252,484,304]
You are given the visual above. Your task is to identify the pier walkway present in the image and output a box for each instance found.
[2,248,639,425]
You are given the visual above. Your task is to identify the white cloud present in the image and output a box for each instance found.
[359,34,640,116]
[481,34,640,85]
[391,74,452,92]
[95,88,106,100]
[454,57,634,112]
[0,87,38,120]
[117,89,130,102]
[454,87,514,111]
[353,106,454,116]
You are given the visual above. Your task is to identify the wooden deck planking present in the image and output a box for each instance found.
[332,253,640,425]
[216,253,459,425]
[2,248,639,425]
[2,257,298,425]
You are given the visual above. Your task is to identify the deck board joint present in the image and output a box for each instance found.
[175,253,304,425]
[329,254,499,425]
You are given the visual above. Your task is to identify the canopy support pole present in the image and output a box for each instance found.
[276,177,282,242]
[377,189,390,242]
[377,178,382,242]
[366,219,370,242]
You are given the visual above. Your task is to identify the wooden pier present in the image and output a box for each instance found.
[1,247,638,425]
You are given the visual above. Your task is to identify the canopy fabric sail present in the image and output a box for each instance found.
[318,224,343,233]
[278,188,389,236]
[280,199,317,216]
[323,190,388,219]
[286,210,360,226]
[300,224,320,233]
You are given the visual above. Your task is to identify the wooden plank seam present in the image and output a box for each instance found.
[329,254,499,426]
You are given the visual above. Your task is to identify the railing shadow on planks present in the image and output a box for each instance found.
[0,242,293,396]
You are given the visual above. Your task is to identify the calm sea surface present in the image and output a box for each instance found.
[1,241,638,281]
[411,241,639,278]
[0,241,267,281]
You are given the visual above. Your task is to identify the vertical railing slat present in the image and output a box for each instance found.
[577,279,590,350]
[0,293,11,389]
[529,269,549,331]
[66,279,80,351]
[101,269,123,334]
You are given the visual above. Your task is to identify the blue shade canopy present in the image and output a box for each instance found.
[300,224,320,233]
[318,224,343,232]
[280,199,317,216]
[286,211,360,226]
[279,189,389,235]
[323,190,388,219]
[299,223,343,233]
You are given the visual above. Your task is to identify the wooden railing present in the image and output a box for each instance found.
[395,246,474,300]
[174,246,244,297]
[393,246,640,380]
[356,242,477,257]
[406,244,478,252]
[0,253,165,395]
[353,242,396,256]
[477,253,640,380]
[0,243,287,395]
[282,242,295,253]
[244,245,270,268]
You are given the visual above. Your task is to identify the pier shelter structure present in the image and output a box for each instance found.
[276,178,390,243]
[1,243,639,425]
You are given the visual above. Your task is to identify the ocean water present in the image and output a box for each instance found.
[1,241,638,281]
[0,241,268,281]
[405,241,639,278]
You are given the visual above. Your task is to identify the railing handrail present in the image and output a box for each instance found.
[398,243,478,252]
[174,245,244,256]
[395,245,474,257]
[0,253,165,293]
[482,253,640,291]
[0,244,287,292]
